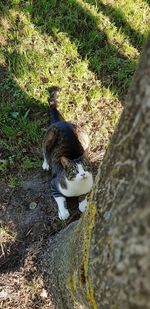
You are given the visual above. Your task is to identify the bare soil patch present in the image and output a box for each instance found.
[0,170,80,308]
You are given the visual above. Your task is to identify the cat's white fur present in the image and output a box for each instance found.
[59,164,93,197]
[79,197,87,213]
[54,196,70,220]
[43,162,93,220]
[42,158,49,171]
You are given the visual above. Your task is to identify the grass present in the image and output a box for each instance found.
[0,0,149,182]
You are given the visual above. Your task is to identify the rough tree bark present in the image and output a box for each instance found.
[40,35,150,309]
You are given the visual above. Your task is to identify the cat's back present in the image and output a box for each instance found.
[54,120,74,131]
[54,121,77,140]
[56,121,84,158]
[49,120,87,160]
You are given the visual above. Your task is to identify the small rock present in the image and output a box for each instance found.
[29,202,37,210]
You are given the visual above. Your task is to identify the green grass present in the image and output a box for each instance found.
[0,0,149,181]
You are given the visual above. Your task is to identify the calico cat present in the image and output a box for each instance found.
[42,86,93,220]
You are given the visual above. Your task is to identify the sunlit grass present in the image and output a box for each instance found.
[0,0,149,180]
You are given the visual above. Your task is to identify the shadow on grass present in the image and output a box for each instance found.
[0,63,82,307]
[23,0,137,101]
[86,0,147,51]
[0,61,48,169]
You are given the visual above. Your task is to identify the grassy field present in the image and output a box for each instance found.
[0,0,149,184]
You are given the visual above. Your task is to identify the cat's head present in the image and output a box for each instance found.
[60,155,92,181]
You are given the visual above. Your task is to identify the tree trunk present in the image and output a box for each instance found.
[40,35,150,309]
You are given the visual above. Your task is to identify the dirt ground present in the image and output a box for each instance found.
[0,169,83,309]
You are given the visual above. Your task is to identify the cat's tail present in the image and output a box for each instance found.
[47,86,63,125]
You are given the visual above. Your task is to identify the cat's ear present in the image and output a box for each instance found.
[60,156,71,169]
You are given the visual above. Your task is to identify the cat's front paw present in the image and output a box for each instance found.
[58,208,70,220]
[79,198,87,213]
[42,160,49,171]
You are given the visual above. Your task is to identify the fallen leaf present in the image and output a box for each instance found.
[40,289,47,298]
[23,109,30,120]
[16,131,23,137]
[11,111,19,119]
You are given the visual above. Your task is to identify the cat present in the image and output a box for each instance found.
[42,86,93,220]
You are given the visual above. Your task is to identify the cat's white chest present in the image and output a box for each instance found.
[59,173,93,197]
